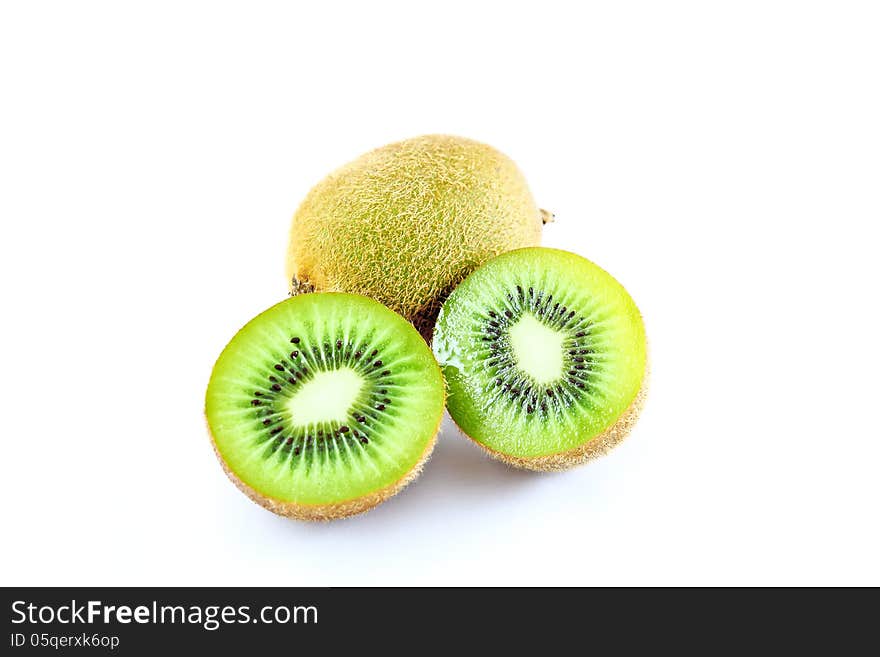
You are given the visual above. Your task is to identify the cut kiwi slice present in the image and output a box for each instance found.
[205,293,445,520]
[432,247,647,471]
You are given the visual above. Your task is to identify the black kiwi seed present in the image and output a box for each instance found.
[576,331,586,337]
[370,349,378,357]
[290,350,299,358]
[291,337,300,344]
[340,425,349,433]
[262,418,271,425]
[254,391,263,396]
[354,351,362,359]
[271,383,281,391]
[374,360,382,367]
[381,370,390,376]
[288,378,296,384]
[274,364,284,371]
[488,311,496,318]
[293,447,301,455]
[360,437,369,444]
[336,340,342,349]
[357,416,366,423]
[251,400,261,406]
[270,427,282,435]
[376,403,385,411]
[505,310,513,318]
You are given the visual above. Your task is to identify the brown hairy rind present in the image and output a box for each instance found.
[287,135,544,339]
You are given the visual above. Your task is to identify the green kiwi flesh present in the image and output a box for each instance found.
[205,293,445,520]
[432,248,647,471]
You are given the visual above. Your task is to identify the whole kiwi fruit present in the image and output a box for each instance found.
[286,134,549,339]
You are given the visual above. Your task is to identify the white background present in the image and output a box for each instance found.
[1,1,878,586]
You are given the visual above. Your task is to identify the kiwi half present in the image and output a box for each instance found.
[287,134,547,339]
[432,248,647,471]
[205,293,445,520]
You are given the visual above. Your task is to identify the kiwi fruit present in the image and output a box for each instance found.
[205,293,445,520]
[432,247,647,471]
[286,134,549,340]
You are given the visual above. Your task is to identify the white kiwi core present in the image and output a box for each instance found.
[507,313,564,385]
[284,367,364,427]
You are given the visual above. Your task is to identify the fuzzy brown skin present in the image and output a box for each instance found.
[456,370,649,472]
[207,416,442,521]
[287,135,544,340]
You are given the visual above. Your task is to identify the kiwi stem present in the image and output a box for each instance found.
[290,277,316,297]
[539,208,555,224]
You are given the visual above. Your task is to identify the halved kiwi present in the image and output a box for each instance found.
[432,247,647,471]
[205,293,445,520]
